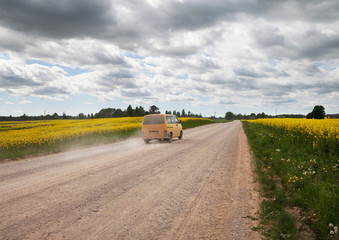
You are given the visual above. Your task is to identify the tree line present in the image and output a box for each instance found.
[0,105,328,121]
[0,105,202,121]
[93,105,202,118]
[224,105,327,120]
[224,112,306,120]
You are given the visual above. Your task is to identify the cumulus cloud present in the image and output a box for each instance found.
[0,59,43,88]
[0,0,338,115]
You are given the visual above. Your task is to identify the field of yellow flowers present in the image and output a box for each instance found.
[243,118,338,239]
[0,117,213,160]
[0,117,143,151]
[246,118,339,146]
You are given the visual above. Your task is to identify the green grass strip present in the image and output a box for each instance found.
[181,119,215,129]
[243,121,338,240]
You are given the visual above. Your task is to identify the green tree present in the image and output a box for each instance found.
[20,113,29,121]
[257,112,266,119]
[126,105,135,117]
[78,113,86,119]
[225,111,234,120]
[307,105,326,119]
[113,108,124,117]
[135,106,146,116]
[149,105,160,114]
[52,113,59,119]
[95,108,116,118]
[250,113,257,119]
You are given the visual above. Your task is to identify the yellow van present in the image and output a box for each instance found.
[142,114,183,143]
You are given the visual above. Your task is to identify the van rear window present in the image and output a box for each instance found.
[143,115,164,125]
[166,116,176,124]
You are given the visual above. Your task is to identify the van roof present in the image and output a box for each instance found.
[144,114,176,117]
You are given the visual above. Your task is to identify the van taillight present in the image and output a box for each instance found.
[164,130,168,134]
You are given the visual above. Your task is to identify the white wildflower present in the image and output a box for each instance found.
[329,223,334,228]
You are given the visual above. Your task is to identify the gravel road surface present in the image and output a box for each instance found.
[0,121,261,240]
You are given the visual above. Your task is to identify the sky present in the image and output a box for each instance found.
[0,0,338,117]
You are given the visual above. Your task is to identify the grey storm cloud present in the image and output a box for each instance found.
[1,0,339,57]
[157,0,245,30]
[0,0,114,39]
[298,30,339,60]
[0,0,336,41]
[0,74,41,88]
[251,0,339,23]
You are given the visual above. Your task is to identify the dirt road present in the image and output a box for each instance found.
[0,121,261,240]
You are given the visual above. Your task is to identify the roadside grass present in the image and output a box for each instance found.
[243,121,338,240]
[0,117,215,161]
[180,118,215,129]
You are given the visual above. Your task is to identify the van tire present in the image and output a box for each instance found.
[144,139,150,144]
[178,131,183,140]
[168,133,172,143]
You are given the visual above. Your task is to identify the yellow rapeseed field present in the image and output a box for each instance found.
[245,118,339,146]
[0,117,143,150]
[0,117,207,150]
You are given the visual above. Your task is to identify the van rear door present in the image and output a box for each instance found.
[142,115,166,139]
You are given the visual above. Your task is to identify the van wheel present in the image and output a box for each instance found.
[144,139,150,144]
[168,133,172,143]
[178,131,183,140]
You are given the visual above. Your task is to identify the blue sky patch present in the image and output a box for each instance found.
[176,74,188,80]
[0,53,10,60]
[314,61,337,71]
[124,51,145,60]
[269,57,283,67]
[26,59,92,76]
